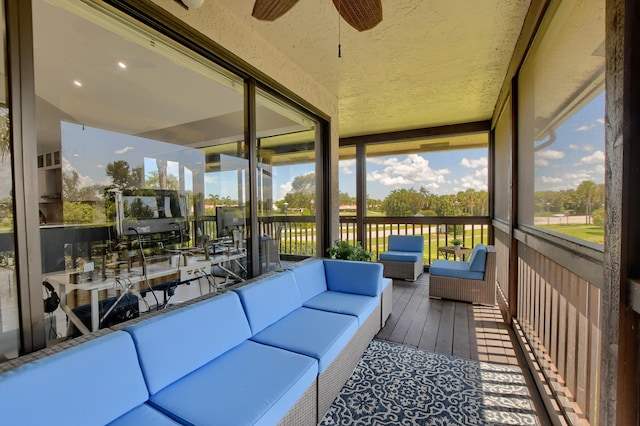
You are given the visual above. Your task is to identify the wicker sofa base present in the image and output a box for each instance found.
[279,378,318,426]
[317,302,382,421]
[381,280,393,327]
[379,259,423,281]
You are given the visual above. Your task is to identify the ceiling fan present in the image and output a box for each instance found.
[252,0,383,32]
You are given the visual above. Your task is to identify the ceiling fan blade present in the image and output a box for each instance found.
[252,0,300,21]
[333,0,382,32]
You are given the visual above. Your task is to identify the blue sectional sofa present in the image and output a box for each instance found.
[0,258,392,425]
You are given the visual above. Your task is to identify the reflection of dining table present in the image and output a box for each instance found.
[438,246,474,261]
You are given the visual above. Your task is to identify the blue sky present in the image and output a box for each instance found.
[533,91,605,192]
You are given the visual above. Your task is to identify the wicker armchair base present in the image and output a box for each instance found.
[428,246,497,306]
[379,259,423,281]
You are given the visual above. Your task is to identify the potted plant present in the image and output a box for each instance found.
[327,240,372,262]
[451,238,463,250]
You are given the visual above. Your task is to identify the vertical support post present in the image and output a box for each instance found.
[245,79,259,278]
[6,0,46,353]
[508,76,519,322]
[355,142,366,246]
[601,0,640,424]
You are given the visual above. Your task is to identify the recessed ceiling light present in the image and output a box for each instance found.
[73,80,83,87]
[118,61,127,69]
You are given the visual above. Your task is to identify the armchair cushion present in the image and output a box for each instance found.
[378,250,422,262]
[429,259,484,280]
[468,244,488,272]
[388,235,424,252]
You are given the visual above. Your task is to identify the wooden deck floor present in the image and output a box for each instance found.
[376,274,551,424]
[376,275,517,365]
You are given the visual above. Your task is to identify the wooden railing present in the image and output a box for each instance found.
[340,216,491,264]
[197,215,490,263]
[515,240,602,425]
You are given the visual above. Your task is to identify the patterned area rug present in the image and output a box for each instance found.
[320,340,539,425]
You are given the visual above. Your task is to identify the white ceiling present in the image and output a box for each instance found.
[217,0,532,137]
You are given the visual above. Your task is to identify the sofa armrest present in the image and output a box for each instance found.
[323,259,383,296]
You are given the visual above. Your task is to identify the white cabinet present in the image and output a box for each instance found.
[37,150,63,224]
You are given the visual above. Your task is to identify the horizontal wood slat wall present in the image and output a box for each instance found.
[517,242,601,425]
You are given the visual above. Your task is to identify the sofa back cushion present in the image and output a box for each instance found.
[388,235,424,252]
[0,331,149,425]
[289,258,328,302]
[324,259,384,296]
[124,292,252,395]
[234,270,303,334]
[468,244,488,272]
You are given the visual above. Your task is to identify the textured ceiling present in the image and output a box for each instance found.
[218,0,532,137]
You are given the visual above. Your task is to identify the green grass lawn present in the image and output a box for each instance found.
[537,224,604,245]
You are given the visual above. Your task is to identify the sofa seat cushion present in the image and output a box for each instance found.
[108,403,180,425]
[124,291,252,394]
[0,331,151,425]
[289,258,328,302]
[148,340,317,426]
[303,291,378,325]
[429,259,484,280]
[251,307,358,373]
[234,270,303,335]
[324,259,384,296]
[379,250,422,263]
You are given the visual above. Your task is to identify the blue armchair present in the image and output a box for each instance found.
[428,244,496,305]
[378,235,424,281]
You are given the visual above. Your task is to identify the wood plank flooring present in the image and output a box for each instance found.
[376,273,552,425]
[376,274,518,366]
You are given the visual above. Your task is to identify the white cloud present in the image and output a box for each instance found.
[576,123,596,132]
[579,150,605,165]
[61,158,110,188]
[569,144,579,150]
[460,167,488,190]
[537,150,565,160]
[366,154,450,188]
[340,159,355,175]
[115,146,134,155]
[204,174,219,185]
[535,149,564,166]
[280,181,292,195]
[597,117,605,124]
[541,176,563,184]
[460,156,488,168]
